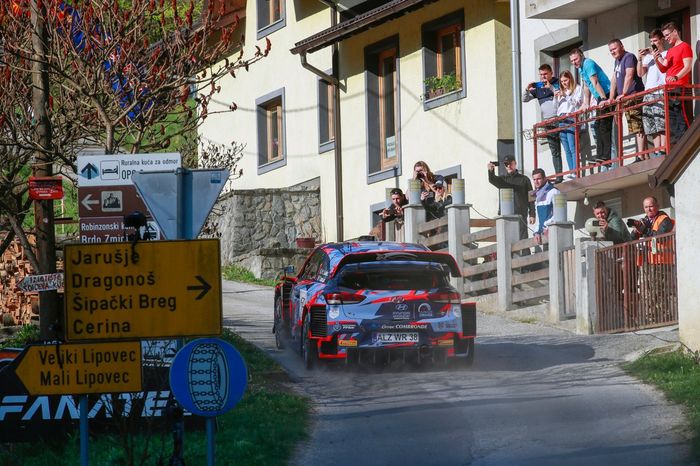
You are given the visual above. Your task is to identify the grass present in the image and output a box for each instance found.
[0,328,310,466]
[222,264,277,287]
[624,349,700,459]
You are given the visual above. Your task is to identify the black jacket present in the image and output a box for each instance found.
[423,194,453,220]
[488,169,535,219]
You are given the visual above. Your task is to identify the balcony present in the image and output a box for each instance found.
[525,0,631,20]
[532,84,699,201]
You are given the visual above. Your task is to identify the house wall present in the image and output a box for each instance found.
[337,0,511,239]
[675,153,700,351]
[199,0,511,244]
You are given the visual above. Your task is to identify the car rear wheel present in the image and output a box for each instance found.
[461,339,474,367]
[301,317,317,370]
[273,298,286,349]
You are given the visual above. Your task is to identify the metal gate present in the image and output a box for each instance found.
[595,232,677,333]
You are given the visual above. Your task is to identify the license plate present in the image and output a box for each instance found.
[373,332,419,343]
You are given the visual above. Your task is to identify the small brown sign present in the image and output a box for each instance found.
[78,186,149,218]
[79,217,160,244]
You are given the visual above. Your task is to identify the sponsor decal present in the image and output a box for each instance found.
[437,339,454,347]
[328,308,340,320]
[380,323,428,330]
[390,296,405,303]
[338,339,358,347]
[392,311,412,320]
[395,303,409,312]
[418,303,432,318]
[437,321,459,330]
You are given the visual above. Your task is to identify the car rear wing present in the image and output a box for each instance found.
[332,250,462,278]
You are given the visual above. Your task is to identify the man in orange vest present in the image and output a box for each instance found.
[630,196,675,269]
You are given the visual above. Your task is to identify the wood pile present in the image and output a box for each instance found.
[0,235,49,327]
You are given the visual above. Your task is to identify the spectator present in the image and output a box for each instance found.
[487,156,535,240]
[531,168,560,244]
[655,22,693,143]
[380,188,408,223]
[422,175,452,220]
[607,39,646,159]
[629,196,674,239]
[569,48,613,168]
[554,70,583,178]
[638,29,668,158]
[413,161,436,200]
[524,64,563,182]
[592,201,631,244]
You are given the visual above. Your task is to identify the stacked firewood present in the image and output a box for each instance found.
[0,237,38,326]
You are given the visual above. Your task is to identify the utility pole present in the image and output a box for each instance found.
[31,0,60,339]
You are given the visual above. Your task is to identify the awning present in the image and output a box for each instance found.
[291,0,435,55]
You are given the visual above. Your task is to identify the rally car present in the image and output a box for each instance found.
[273,241,476,369]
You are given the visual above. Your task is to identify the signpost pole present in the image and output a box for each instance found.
[207,418,215,466]
[80,395,89,466]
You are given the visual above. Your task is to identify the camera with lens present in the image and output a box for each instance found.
[490,161,500,166]
[591,220,600,227]
[416,172,425,179]
[626,218,637,227]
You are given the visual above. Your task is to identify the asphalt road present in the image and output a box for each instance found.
[221,279,692,466]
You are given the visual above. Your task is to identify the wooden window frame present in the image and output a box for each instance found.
[421,10,466,111]
[378,47,398,171]
[436,23,461,82]
[256,88,286,174]
[318,76,335,152]
[265,99,283,163]
[257,0,285,39]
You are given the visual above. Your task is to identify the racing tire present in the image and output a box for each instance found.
[273,298,286,350]
[301,317,317,370]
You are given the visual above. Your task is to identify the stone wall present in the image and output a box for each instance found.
[206,184,322,279]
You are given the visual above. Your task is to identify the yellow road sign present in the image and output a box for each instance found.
[64,239,222,341]
[15,342,142,395]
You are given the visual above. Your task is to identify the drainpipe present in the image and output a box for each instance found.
[510,0,523,168]
[298,2,343,241]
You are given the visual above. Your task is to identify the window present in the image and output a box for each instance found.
[378,48,398,170]
[365,36,401,183]
[257,0,285,39]
[318,77,335,153]
[256,88,286,174]
[422,11,465,110]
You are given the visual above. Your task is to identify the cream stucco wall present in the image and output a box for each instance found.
[199,1,336,240]
[337,0,512,239]
[199,0,513,243]
[675,154,700,351]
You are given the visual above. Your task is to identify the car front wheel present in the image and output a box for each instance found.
[301,316,317,370]
[273,298,286,349]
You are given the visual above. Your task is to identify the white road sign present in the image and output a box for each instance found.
[18,273,64,292]
[77,153,181,187]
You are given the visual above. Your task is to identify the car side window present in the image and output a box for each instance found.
[317,254,330,283]
[300,250,323,281]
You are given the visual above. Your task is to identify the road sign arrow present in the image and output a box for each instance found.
[81,163,99,180]
[187,275,211,300]
[81,193,100,211]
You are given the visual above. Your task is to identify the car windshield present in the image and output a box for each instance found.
[337,263,450,290]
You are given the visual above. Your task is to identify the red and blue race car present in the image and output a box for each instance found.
[273,240,476,368]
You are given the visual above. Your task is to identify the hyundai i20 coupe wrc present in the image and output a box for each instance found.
[273,241,476,369]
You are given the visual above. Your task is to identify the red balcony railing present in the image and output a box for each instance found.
[532,84,700,180]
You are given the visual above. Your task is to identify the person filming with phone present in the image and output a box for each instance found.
[523,64,563,182]
[638,29,668,158]
[592,201,631,244]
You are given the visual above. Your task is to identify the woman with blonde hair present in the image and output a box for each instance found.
[555,70,583,178]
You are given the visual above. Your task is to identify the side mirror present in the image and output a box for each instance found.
[284,265,295,275]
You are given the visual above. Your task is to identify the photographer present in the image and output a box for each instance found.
[487,156,535,240]
[523,64,562,182]
[592,201,631,244]
[422,175,452,220]
[628,196,674,239]
[380,188,408,223]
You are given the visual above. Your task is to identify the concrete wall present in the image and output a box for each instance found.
[675,151,700,351]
